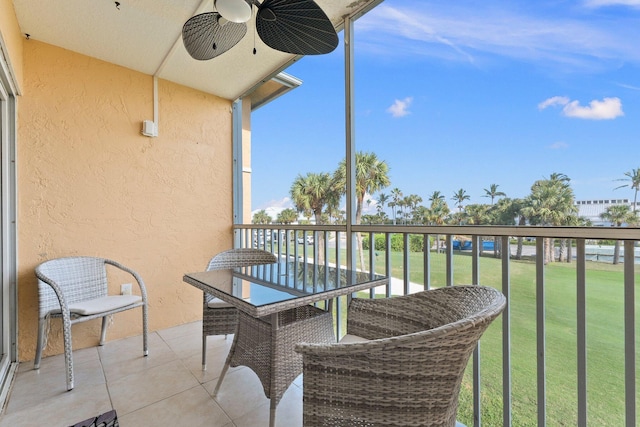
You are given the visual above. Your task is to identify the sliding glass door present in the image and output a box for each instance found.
[0,48,17,408]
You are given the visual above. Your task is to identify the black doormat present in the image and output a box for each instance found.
[69,409,119,427]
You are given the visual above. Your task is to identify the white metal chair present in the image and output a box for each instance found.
[201,248,278,370]
[34,256,148,391]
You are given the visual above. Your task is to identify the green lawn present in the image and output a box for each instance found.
[328,249,640,426]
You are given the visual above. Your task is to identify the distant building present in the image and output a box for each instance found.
[575,199,632,226]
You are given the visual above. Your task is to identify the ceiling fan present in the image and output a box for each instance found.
[182,0,339,60]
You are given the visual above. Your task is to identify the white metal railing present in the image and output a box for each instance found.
[234,224,640,426]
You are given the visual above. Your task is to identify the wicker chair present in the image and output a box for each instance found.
[295,285,506,427]
[34,256,148,391]
[202,248,278,370]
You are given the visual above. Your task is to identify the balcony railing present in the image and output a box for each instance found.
[235,223,640,427]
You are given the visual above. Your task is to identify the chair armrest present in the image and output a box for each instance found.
[104,259,148,303]
[34,270,72,319]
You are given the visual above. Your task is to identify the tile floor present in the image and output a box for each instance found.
[0,321,304,426]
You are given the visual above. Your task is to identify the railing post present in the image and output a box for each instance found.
[502,235,512,427]
[537,237,548,427]
[624,240,636,427]
[446,234,453,286]
[385,232,392,297]
[369,231,376,299]
[403,233,410,295]
[577,239,586,427]
[423,233,430,290]
[472,235,481,427]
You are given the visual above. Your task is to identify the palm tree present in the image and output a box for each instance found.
[483,183,506,205]
[334,152,391,225]
[451,188,470,213]
[523,173,577,264]
[413,205,428,225]
[276,208,298,225]
[482,189,510,257]
[290,172,333,224]
[334,151,391,270]
[600,204,638,264]
[466,203,491,222]
[449,211,467,225]
[614,168,640,212]
[562,214,592,263]
[376,193,389,216]
[403,194,423,224]
[465,203,492,228]
[376,192,389,223]
[428,191,445,205]
[494,197,527,259]
[252,210,272,224]
[390,188,403,225]
[424,191,450,252]
[324,186,342,225]
[425,191,449,225]
[396,199,406,224]
[290,172,335,262]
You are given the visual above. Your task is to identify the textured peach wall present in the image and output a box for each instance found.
[17,40,233,361]
[0,0,24,89]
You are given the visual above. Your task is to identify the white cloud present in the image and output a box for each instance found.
[538,96,623,120]
[357,2,640,72]
[387,97,413,117]
[563,97,624,119]
[584,0,640,8]
[549,141,569,149]
[363,194,378,214]
[538,96,570,110]
[255,197,293,211]
[615,82,640,91]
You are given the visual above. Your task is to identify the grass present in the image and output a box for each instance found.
[321,247,640,426]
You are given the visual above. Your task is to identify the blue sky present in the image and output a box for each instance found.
[251,0,640,215]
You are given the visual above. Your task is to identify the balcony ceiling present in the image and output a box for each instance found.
[12,0,370,101]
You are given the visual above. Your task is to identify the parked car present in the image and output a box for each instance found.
[297,236,314,244]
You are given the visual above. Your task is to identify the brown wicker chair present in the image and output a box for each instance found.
[202,248,278,370]
[295,285,506,427]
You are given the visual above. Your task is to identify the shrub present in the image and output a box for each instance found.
[362,234,432,252]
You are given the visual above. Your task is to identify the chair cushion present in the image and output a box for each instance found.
[339,334,369,344]
[67,295,142,315]
[207,297,234,309]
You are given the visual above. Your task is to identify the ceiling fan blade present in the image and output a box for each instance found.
[182,12,247,60]
[256,0,339,55]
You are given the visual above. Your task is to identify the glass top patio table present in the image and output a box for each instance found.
[183,260,389,317]
[183,259,388,427]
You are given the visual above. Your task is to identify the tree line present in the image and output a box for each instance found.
[252,154,640,264]
[253,154,639,228]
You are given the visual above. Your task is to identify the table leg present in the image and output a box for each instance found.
[212,332,238,397]
[269,313,279,427]
[269,399,277,427]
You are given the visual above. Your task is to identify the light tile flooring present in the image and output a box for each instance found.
[0,321,303,427]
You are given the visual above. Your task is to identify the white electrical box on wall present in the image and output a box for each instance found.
[142,120,157,137]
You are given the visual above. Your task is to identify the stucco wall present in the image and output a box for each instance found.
[17,40,233,361]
